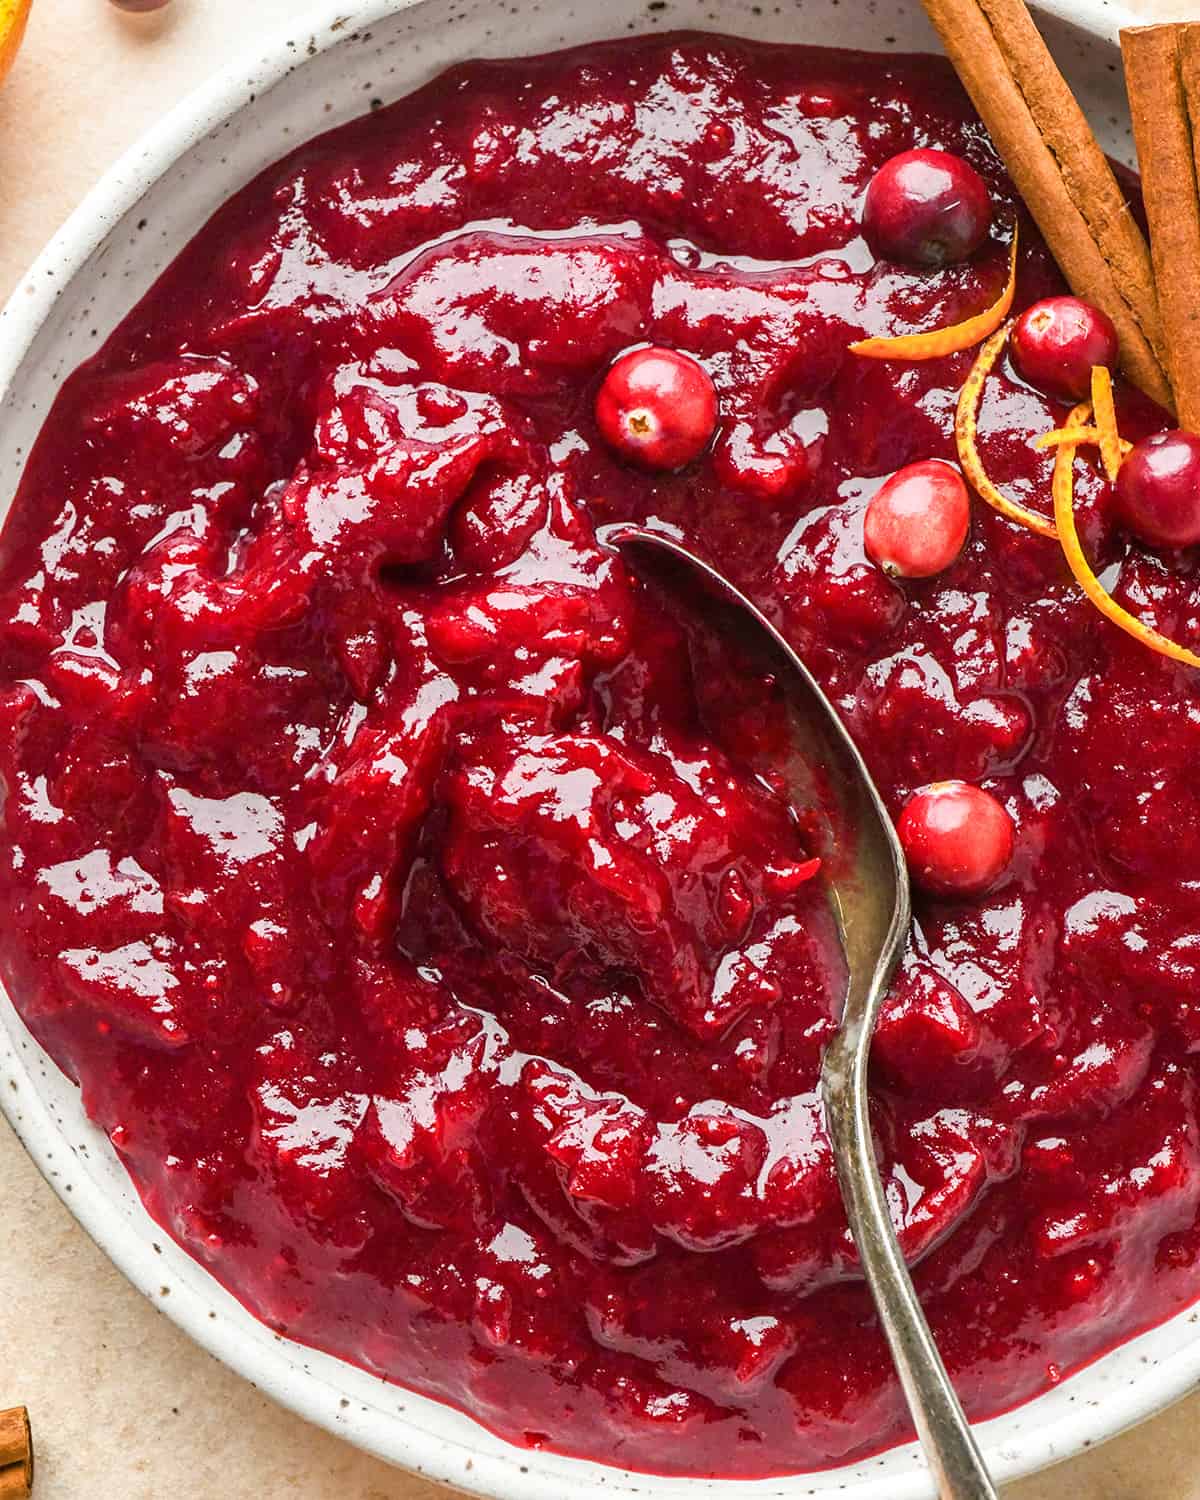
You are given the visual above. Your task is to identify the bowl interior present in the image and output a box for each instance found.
[0,2,1187,1498]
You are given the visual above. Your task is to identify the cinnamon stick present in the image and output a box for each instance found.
[0,1407,32,1499]
[921,0,1174,410]
[1122,25,1200,433]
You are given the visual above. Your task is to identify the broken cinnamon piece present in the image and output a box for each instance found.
[921,0,1173,409]
[1122,25,1200,433]
[0,1408,32,1499]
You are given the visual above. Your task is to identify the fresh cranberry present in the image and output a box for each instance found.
[898,781,1015,897]
[863,460,970,578]
[1011,296,1118,401]
[1115,431,1200,549]
[862,149,992,268]
[595,346,718,471]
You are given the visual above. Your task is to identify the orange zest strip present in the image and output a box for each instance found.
[1053,408,1200,670]
[1036,424,1104,449]
[955,320,1058,540]
[850,229,1019,360]
[1035,424,1132,457]
[1089,365,1123,482]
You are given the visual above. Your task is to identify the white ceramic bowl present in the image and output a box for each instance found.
[0,2,1192,1497]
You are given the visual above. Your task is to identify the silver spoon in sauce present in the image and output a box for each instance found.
[598,522,999,1500]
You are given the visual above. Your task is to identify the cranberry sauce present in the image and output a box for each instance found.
[0,34,1196,1478]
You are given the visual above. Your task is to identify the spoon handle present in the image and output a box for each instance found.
[822,985,999,1500]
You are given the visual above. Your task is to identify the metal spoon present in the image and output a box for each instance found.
[598,522,999,1500]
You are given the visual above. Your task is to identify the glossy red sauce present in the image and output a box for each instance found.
[2,33,1198,1478]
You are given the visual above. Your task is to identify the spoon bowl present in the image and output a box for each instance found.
[599,521,998,1500]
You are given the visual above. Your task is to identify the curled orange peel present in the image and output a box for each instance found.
[1052,404,1200,671]
[1036,424,1132,457]
[1036,425,1104,449]
[1089,366,1123,482]
[0,0,30,88]
[849,230,1019,361]
[956,320,1058,540]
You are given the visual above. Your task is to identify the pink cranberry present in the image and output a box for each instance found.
[863,460,970,578]
[1011,296,1118,400]
[1115,430,1200,548]
[596,346,718,470]
[862,149,992,268]
[109,0,171,9]
[898,781,1015,897]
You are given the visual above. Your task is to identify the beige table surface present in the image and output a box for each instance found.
[1,2,1199,1496]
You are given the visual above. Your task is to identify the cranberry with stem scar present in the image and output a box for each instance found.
[595,347,718,471]
[1116,430,1200,548]
[862,150,992,268]
[898,781,1015,897]
[109,0,171,9]
[1011,296,1119,400]
[863,460,970,578]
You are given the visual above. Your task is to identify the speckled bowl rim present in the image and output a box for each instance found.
[0,2,1194,1497]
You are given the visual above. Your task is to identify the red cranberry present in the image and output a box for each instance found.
[1011,296,1118,401]
[1115,430,1200,548]
[898,781,1015,897]
[863,460,970,578]
[595,347,718,471]
[862,149,992,268]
